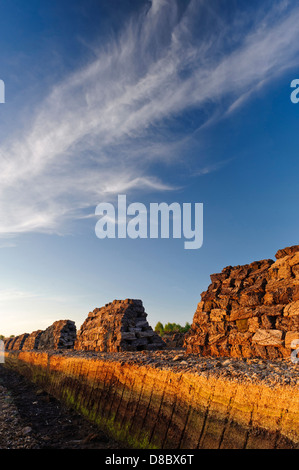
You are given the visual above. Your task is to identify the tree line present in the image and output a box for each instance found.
[154,322,191,336]
[0,335,15,340]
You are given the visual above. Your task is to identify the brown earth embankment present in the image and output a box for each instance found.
[4,350,299,449]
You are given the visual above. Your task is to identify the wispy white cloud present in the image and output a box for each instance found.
[0,0,299,236]
[0,242,16,248]
[0,289,40,302]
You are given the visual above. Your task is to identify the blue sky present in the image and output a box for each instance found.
[0,0,299,336]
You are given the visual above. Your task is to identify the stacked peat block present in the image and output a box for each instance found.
[22,330,43,350]
[5,336,20,350]
[184,245,299,359]
[163,333,185,349]
[38,320,76,350]
[4,337,15,350]
[75,299,165,352]
[3,322,75,352]
[10,333,29,350]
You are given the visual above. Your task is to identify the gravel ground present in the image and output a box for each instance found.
[0,365,124,449]
[59,349,299,388]
[0,379,38,449]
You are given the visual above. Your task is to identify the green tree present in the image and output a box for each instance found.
[155,321,191,336]
[154,322,164,336]
[163,322,174,334]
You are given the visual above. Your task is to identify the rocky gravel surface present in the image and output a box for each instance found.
[59,348,299,387]
[0,381,38,449]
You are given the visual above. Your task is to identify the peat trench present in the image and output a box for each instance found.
[0,365,124,449]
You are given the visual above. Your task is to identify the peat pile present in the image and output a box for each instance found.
[22,330,43,350]
[38,320,76,351]
[75,299,165,352]
[185,245,299,359]
[4,321,76,352]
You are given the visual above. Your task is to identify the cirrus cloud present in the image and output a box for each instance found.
[0,0,299,236]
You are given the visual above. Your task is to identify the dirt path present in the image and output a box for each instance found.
[0,365,124,449]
